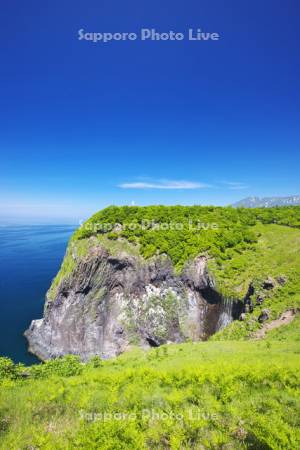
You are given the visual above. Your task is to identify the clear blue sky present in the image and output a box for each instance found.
[0,0,299,223]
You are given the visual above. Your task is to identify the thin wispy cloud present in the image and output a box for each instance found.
[118,179,210,190]
[118,179,248,191]
[223,182,249,190]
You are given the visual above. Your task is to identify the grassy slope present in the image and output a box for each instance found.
[210,223,300,340]
[210,223,300,297]
[1,333,300,449]
[1,208,300,448]
[2,252,300,448]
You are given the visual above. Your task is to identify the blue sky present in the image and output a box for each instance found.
[0,0,299,223]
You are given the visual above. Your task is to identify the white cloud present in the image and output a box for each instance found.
[118,179,210,190]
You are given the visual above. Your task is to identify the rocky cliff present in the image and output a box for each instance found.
[25,237,242,361]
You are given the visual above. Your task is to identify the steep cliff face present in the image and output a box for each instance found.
[25,238,241,361]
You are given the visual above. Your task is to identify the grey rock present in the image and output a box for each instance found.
[276,276,287,286]
[244,301,254,313]
[181,255,213,291]
[258,309,270,323]
[256,294,265,305]
[262,277,276,290]
[25,244,239,361]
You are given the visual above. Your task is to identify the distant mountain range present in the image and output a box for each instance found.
[233,196,300,208]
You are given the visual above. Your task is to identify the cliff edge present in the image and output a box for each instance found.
[25,237,239,361]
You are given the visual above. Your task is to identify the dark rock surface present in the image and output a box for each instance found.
[258,309,270,323]
[256,294,265,305]
[262,277,276,290]
[276,275,287,286]
[25,243,241,361]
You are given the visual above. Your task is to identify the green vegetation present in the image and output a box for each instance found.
[73,205,300,270]
[1,206,300,448]
[49,206,300,336]
[7,205,300,448]
[210,223,300,298]
[210,223,300,340]
[47,205,300,344]
[46,207,300,293]
[265,314,300,341]
[47,245,77,300]
[1,329,300,449]
[48,205,300,299]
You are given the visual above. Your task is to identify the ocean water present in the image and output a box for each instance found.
[0,225,76,364]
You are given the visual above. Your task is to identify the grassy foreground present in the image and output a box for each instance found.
[1,322,300,449]
[1,206,300,448]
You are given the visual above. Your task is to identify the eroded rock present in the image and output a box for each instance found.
[262,277,276,290]
[276,275,287,286]
[25,244,241,361]
[256,294,265,305]
[258,309,270,323]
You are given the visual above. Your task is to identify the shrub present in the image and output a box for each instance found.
[0,357,23,381]
[30,355,83,378]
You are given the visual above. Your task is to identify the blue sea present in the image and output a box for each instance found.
[0,225,76,364]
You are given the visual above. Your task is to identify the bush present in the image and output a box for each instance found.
[30,355,83,378]
[87,356,103,368]
[72,205,300,270]
[0,357,24,380]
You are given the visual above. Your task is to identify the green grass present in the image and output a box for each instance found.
[47,206,300,304]
[48,218,300,345]
[94,234,142,258]
[210,223,300,298]
[265,314,300,341]
[1,330,300,449]
[72,205,300,270]
[47,242,79,301]
[210,223,300,340]
[5,206,299,448]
